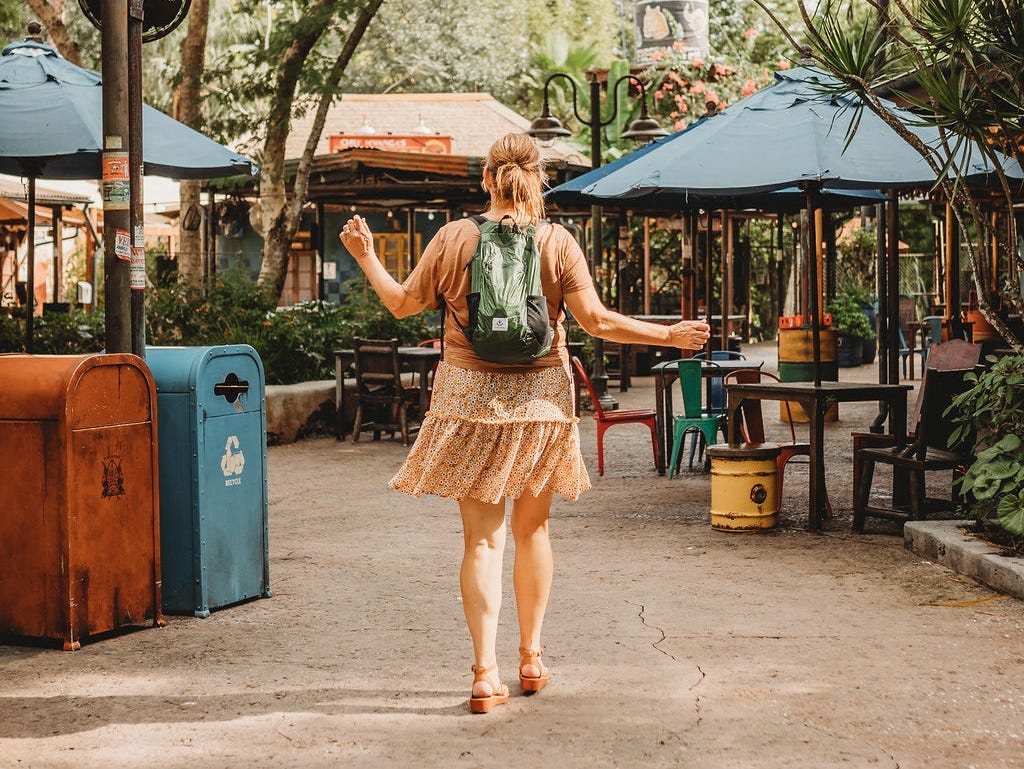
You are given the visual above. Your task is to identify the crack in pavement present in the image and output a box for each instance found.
[631,601,705,727]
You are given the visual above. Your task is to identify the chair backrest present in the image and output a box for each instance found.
[676,359,707,418]
[911,367,977,456]
[570,356,605,419]
[922,316,944,345]
[898,295,917,339]
[908,339,983,428]
[417,338,442,349]
[353,338,402,397]
[722,369,797,445]
[694,350,746,361]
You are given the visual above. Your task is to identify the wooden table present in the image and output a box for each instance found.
[333,347,442,438]
[724,381,911,530]
[649,358,764,475]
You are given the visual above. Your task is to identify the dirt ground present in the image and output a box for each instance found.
[2,343,1023,769]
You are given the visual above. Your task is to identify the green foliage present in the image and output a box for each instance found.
[145,272,435,385]
[946,355,1024,541]
[826,293,873,339]
[0,310,105,354]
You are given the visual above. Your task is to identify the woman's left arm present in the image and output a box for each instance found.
[340,215,426,318]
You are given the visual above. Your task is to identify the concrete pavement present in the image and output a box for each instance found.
[1,343,1023,768]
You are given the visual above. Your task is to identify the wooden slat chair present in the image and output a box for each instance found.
[723,368,832,515]
[853,365,977,532]
[850,339,982,509]
[570,356,657,476]
[351,338,421,446]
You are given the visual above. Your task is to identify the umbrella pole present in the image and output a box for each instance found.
[886,190,900,385]
[25,176,35,353]
[805,191,821,387]
[721,210,730,354]
[703,210,712,356]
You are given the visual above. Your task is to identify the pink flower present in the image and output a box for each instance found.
[706,90,720,104]
[689,79,706,94]
[654,90,663,100]
[672,40,685,51]
[715,64,728,77]
[669,110,679,118]
[691,58,705,69]
[651,49,665,62]
[778,58,791,70]
[677,101,688,113]
[741,78,757,97]
[674,119,687,131]
[743,28,758,39]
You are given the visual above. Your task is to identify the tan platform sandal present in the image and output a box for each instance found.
[469,663,510,714]
[519,647,549,694]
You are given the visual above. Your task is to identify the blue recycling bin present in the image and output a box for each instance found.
[146,345,271,617]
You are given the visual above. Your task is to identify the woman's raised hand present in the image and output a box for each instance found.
[668,319,712,350]
[339,215,375,263]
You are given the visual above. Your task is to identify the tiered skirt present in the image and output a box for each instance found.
[389,361,591,503]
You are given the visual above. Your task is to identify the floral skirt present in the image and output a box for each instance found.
[389,361,591,503]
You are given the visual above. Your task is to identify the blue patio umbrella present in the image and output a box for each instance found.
[0,39,255,350]
[547,66,1020,384]
[560,66,1019,202]
[0,40,255,179]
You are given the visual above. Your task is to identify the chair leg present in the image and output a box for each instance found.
[909,470,925,521]
[399,404,409,446]
[351,403,363,443]
[853,456,876,532]
[647,422,659,471]
[596,423,606,476]
[669,425,684,479]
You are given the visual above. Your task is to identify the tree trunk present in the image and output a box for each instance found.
[26,0,82,65]
[257,0,384,302]
[172,0,210,286]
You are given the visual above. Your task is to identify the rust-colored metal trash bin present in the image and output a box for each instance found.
[0,354,164,650]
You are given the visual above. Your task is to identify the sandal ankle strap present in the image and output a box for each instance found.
[519,647,543,657]
[472,662,497,677]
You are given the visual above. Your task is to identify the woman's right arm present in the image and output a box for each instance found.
[564,283,711,350]
[339,215,426,319]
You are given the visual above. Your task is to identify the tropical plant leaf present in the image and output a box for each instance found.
[997,493,1024,535]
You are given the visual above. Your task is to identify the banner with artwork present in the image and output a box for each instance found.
[635,0,710,66]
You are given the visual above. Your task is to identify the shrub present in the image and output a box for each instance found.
[946,355,1024,549]
[1,272,440,385]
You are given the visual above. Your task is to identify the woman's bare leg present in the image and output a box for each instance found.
[511,490,553,678]
[459,497,507,697]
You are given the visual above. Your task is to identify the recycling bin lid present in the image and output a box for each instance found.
[146,345,265,417]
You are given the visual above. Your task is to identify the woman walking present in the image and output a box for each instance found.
[340,133,710,714]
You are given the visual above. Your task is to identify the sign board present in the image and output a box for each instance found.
[328,135,453,155]
[634,0,710,67]
[78,0,191,42]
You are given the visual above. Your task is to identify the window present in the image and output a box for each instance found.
[373,233,421,280]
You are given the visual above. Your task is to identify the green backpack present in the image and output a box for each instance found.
[459,214,554,365]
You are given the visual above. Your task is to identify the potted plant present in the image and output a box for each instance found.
[826,294,874,367]
[946,355,1024,554]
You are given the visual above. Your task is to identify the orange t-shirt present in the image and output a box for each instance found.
[401,217,593,372]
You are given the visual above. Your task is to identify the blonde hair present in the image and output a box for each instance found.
[484,133,546,221]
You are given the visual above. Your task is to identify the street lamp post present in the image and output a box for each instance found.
[527,70,667,410]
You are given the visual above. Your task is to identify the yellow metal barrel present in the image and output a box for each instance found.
[707,443,780,532]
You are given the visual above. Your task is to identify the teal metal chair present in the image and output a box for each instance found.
[668,359,724,477]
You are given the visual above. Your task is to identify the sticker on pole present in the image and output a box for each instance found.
[221,435,245,487]
[102,151,130,210]
[78,0,192,42]
[130,246,146,289]
[114,229,131,261]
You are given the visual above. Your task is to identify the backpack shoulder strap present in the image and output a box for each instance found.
[469,214,489,228]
